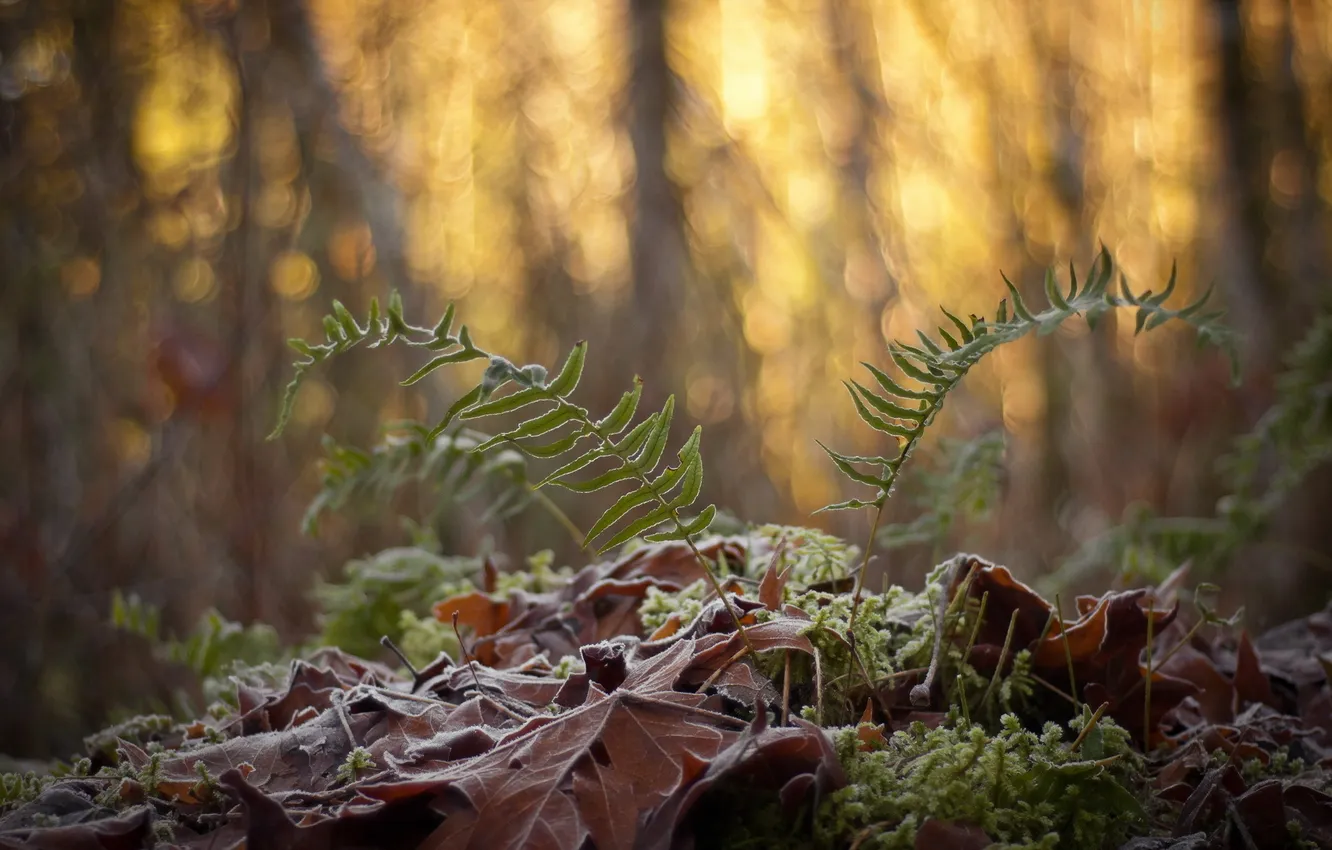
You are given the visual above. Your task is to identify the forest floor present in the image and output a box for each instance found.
[2,530,1332,849]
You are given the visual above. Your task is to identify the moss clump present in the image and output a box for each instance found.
[397,610,461,668]
[493,550,574,594]
[698,711,1143,850]
[757,559,1030,727]
[748,524,859,588]
[639,580,711,633]
[819,712,1143,850]
[551,654,584,679]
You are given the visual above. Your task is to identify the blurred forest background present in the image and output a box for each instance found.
[2,0,1331,758]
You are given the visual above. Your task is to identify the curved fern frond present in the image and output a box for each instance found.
[268,293,483,440]
[273,301,717,552]
[271,295,745,643]
[831,250,1238,646]
[823,249,1238,514]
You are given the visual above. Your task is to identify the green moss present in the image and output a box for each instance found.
[0,772,53,811]
[551,655,584,679]
[748,524,859,588]
[816,713,1144,850]
[336,747,378,784]
[397,610,461,668]
[639,580,710,633]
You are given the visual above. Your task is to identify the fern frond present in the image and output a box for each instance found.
[823,249,1238,513]
[275,299,721,557]
[268,292,483,440]
[443,351,716,555]
[273,293,749,644]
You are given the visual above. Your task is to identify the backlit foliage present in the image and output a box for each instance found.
[273,295,719,557]
[822,251,1237,514]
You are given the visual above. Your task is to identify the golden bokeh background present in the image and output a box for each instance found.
[1,0,1329,755]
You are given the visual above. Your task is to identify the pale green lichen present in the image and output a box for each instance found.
[495,550,574,593]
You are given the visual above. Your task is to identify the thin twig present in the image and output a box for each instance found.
[964,591,989,662]
[981,609,1020,709]
[479,693,530,723]
[379,635,420,685]
[849,821,894,850]
[367,686,448,707]
[912,559,978,706]
[450,611,484,695]
[852,645,895,726]
[871,666,929,686]
[813,646,824,725]
[622,692,750,727]
[781,651,792,726]
[1054,593,1079,708]
[333,691,357,748]
[955,674,971,725]
[697,647,751,693]
[1120,617,1204,703]
[1030,673,1078,706]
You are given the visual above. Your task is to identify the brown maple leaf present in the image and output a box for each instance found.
[354,626,823,850]
[362,639,747,849]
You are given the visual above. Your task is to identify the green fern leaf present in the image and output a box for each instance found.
[583,428,701,544]
[1044,267,1070,311]
[274,305,718,559]
[941,307,974,344]
[824,250,1239,516]
[597,379,644,435]
[645,504,717,542]
[862,361,935,400]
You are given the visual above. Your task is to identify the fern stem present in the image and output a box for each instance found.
[842,501,887,711]
[846,501,887,637]
[526,486,587,548]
